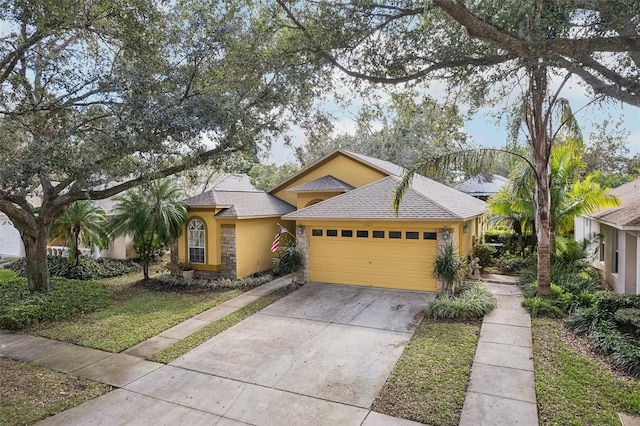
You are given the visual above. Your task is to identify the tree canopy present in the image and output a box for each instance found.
[271,0,639,297]
[0,0,325,291]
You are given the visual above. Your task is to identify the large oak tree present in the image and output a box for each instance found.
[0,0,325,292]
[273,0,640,296]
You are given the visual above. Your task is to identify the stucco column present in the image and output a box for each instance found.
[297,225,309,283]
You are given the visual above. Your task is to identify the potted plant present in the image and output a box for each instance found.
[177,259,194,280]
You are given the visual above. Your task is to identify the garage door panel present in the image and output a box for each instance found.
[309,234,438,291]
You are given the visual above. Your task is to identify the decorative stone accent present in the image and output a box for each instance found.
[220,226,237,279]
[169,241,179,275]
[296,225,310,283]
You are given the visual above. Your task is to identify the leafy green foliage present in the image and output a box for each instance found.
[614,308,640,335]
[432,243,467,296]
[110,179,186,279]
[49,201,109,267]
[372,321,480,426]
[6,257,139,281]
[533,319,640,425]
[273,245,305,276]
[496,252,535,273]
[473,244,496,268]
[145,274,273,292]
[566,293,640,377]
[248,163,300,191]
[522,297,563,318]
[426,283,497,319]
[0,278,112,330]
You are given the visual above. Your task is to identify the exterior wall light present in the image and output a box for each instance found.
[442,226,449,240]
[463,223,470,233]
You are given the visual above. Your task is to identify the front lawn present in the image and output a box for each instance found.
[0,357,112,426]
[28,286,242,352]
[372,320,480,426]
[533,318,640,426]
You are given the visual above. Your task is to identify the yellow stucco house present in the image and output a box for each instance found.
[176,150,487,292]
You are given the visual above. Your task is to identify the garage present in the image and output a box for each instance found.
[309,226,438,291]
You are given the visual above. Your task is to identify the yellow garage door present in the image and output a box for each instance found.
[309,228,438,291]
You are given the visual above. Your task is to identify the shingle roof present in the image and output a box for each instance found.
[283,175,486,221]
[454,174,509,197]
[343,151,405,176]
[287,175,355,193]
[589,179,640,227]
[184,190,295,218]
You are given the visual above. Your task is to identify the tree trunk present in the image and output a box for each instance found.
[22,223,52,293]
[534,171,552,297]
[528,64,553,298]
[143,260,150,280]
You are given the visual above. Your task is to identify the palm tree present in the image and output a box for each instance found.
[110,179,187,280]
[488,138,620,253]
[49,201,109,267]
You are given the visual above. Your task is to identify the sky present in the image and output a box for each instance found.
[266,74,640,166]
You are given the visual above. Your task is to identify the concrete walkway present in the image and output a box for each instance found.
[1,279,427,426]
[0,275,294,388]
[459,279,539,426]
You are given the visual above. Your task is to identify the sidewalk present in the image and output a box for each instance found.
[0,275,293,388]
[459,279,539,426]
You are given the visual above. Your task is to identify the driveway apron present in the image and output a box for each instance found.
[39,282,434,426]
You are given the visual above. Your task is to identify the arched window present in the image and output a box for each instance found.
[188,219,205,264]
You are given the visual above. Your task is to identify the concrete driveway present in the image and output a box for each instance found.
[40,283,434,426]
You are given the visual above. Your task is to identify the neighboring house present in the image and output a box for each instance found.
[0,213,25,258]
[575,179,640,295]
[176,150,487,292]
[454,174,509,201]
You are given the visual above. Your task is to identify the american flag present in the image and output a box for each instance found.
[271,226,288,253]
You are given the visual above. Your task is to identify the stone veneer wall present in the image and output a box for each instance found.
[220,226,237,279]
[297,225,310,283]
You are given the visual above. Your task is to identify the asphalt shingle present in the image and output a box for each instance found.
[287,175,355,193]
[283,176,486,221]
[589,179,640,227]
[184,190,295,218]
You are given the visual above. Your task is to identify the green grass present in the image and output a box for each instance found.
[150,285,297,363]
[29,286,242,352]
[0,357,111,426]
[533,318,640,426]
[0,268,19,281]
[371,320,480,426]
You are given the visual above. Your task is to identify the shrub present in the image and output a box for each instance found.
[496,252,534,273]
[273,245,305,276]
[146,273,273,292]
[6,256,139,280]
[432,243,467,296]
[522,297,563,317]
[0,277,112,330]
[473,244,496,268]
[614,308,640,335]
[426,283,497,319]
[567,292,640,377]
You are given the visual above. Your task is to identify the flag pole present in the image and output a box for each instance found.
[276,223,297,241]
